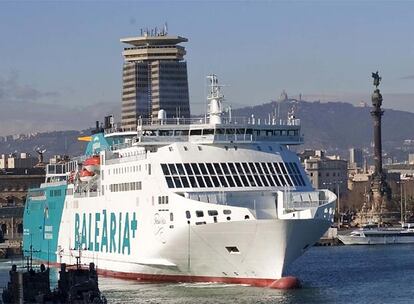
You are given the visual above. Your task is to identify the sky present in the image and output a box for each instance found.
[0,0,414,135]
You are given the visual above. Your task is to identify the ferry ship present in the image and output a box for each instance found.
[23,75,336,288]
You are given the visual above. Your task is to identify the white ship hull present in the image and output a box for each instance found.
[56,194,331,284]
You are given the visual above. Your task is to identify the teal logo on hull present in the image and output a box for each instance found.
[74,210,137,255]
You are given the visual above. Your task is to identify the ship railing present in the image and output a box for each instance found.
[73,189,100,198]
[110,142,133,151]
[136,117,301,127]
[282,190,332,211]
[284,200,330,210]
[104,126,137,135]
[105,153,147,165]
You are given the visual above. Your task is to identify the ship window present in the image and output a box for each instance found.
[189,176,198,187]
[168,164,177,175]
[204,176,213,187]
[221,163,230,175]
[247,175,256,187]
[228,163,237,175]
[198,146,202,151]
[223,210,231,215]
[176,163,185,175]
[206,163,215,175]
[233,175,243,187]
[208,210,218,216]
[196,176,206,188]
[219,176,228,187]
[173,177,182,188]
[161,164,169,175]
[166,177,174,188]
[226,176,235,187]
[267,162,275,174]
[236,128,245,135]
[183,146,188,151]
[240,175,249,187]
[255,163,264,175]
[253,175,263,187]
[180,176,190,188]
[186,211,191,219]
[211,176,220,187]
[190,129,202,136]
[214,163,223,175]
[170,213,174,221]
[196,210,204,217]
[249,163,257,175]
[242,163,250,174]
[216,128,225,134]
[184,163,193,175]
[203,129,214,135]
[191,163,201,175]
[199,163,208,175]
[260,175,269,187]
[235,163,243,174]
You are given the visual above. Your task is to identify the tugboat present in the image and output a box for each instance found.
[2,247,107,303]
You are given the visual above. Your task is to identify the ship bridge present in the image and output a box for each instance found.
[104,116,302,147]
[139,117,302,146]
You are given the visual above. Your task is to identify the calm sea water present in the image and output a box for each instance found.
[1,245,414,304]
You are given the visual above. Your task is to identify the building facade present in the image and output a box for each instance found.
[300,150,348,196]
[0,153,37,169]
[120,29,190,129]
[349,148,363,168]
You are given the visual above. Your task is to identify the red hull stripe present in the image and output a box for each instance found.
[98,268,276,287]
[44,261,299,289]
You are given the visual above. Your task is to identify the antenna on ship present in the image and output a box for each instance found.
[207,74,224,125]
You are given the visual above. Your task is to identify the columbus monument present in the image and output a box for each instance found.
[370,71,391,221]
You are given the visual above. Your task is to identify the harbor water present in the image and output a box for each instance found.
[1,245,413,303]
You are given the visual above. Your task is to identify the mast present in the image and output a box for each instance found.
[207,74,224,125]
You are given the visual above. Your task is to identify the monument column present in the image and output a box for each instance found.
[370,71,390,220]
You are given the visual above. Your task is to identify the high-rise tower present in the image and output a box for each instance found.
[120,27,190,129]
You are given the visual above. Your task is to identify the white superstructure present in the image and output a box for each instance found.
[24,75,336,287]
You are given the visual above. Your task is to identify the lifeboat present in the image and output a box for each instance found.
[68,171,76,183]
[79,169,94,182]
[83,155,100,172]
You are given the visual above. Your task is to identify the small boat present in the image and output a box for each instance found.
[79,169,94,182]
[338,224,414,245]
[2,247,107,303]
[83,155,100,172]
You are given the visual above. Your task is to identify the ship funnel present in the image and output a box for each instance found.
[207,74,224,125]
